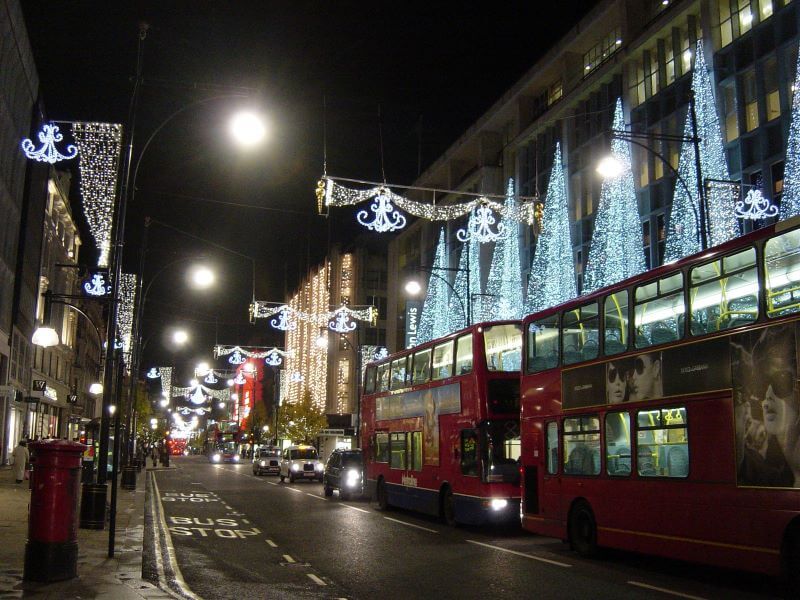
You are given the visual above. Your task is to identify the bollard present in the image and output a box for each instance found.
[24,440,86,582]
[121,465,137,490]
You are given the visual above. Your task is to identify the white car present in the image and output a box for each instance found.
[279,445,324,483]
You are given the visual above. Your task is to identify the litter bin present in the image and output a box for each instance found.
[24,439,86,582]
[121,465,137,490]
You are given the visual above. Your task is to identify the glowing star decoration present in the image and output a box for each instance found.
[82,273,109,296]
[270,306,297,331]
[456,204,504,244]
[71,123,123,268]
[146,368,161,379]
[289,371,304,383]
[356,189,407,232]
[203,370,218,384]
[21,123,78,164]
[228,349,246,365]
[734,188,778,220]
[264,350,283,367]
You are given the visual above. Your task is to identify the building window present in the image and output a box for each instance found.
[772,161,785,205]
[584,27,622,76]
[742,69,759,133]
[722,83,739,142]
[547,80,563,106]
[631,60,647,107]
[760,0,774,20]
[665,44,676,86]
[763,57,780,122]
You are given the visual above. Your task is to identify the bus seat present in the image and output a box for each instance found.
[566,444,594,475]
[667,445,689,477]
[616,446,631,475]
[635,334,650,348]
[650,327,676,345]
[637,445,657,476]
[531,357,549,371]
[563,350,582,365]
[605,339,626,355]
[581,340,599,361]
[545,354,559,369]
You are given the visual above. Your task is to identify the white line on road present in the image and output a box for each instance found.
[466,540,572,568]
[286,487,303,494]
[383,517,438,533]
[283,554,296,563]
[341,504,369,513]
[307,574,327,586]
[267,481,278,485]
[266,539,278,547]
[628,581,708,600]
[306,493,326,500]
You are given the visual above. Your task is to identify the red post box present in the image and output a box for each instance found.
[24,439,87,582]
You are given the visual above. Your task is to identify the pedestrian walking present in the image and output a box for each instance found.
[12,440,29,484]
[151,447,157,468]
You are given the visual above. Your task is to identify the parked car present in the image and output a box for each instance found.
[252,446,281,476]
[323,449,364,500]
[279,445,323,483]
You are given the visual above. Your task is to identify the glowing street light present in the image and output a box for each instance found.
[596,155,624,179]
[404,280,422,296]
[172,329,189,346]
[190,266,215,289]
[89,382,104,395]
[229,111,267,147]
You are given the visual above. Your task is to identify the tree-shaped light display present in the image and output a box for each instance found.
[526,143,577,312]
[664,110,702,262]
[485,179,524,319]
[449,241,470,332]
[467,212,484,322]
[781,39,800,220]
[583,99,646,294]
[417,229,451,344]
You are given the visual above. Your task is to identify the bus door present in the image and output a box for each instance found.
[539,420,564,523]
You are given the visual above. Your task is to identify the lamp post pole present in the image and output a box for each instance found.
[412,265,470,326]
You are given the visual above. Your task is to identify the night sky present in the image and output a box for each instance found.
[21,1,597,376]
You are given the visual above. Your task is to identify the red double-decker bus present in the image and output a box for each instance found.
[519,217,800,587]
[361,321,523,525]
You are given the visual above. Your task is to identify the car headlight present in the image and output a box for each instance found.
[345,469,361,487]
[260,460,266,467]
[212,454,221,462]
[291,463,300,472]
[315,463,324,471]
[233,454,240,462]
[490,498,508,511]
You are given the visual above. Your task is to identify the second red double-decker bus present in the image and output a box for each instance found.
[519,217,800,588]
[361,321,523,525]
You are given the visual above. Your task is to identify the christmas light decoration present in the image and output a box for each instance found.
[146,367,161,379]
[270,306,297,331]
[449,234,471,331]
[417,229,452,344]
[250,300,375,330]
[317,177,538,228]
[526,142,577,312]
[233,373,246,385]
[664,111,703,262]
[290,371,304,383]
[71,123,123,267]
[457,204,505,244]
[735,188,778,220]
[21,123,77,163]
[485,179,524,319]
[117,273,136,370]
[356,189,407,232]
[264,349,283,367]
[467,212,484,322]
[204,370,218,384]
[583,99,646,294]
[82,272,109,296]
[161,367,172,400]
[190,386,207,405]
[781,39,800,220]
[228,349,246,365]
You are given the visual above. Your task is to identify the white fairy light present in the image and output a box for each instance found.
[161,367,172,401]
[734,188,778,220]
[117,273,136,371]
[21,123,78,164]
[82,272,109,296]
[356,190,407,232]
[71,123,123,267]
[146,367,161,379]
[456,204,505,244]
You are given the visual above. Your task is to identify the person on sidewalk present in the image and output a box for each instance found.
[12,440,29,484]
[151,446,157,468]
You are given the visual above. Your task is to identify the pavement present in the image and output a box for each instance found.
[0,462,179,599]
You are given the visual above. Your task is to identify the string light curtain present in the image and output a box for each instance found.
[117,273,137,371]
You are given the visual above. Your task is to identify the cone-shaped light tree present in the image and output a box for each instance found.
[485,178,524,319]
[526,142,577,313]
[449,240,470,332]
[416,228,451,344]
[780,39,800,220]
[583,98,647,294]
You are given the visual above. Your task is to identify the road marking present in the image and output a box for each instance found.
[267,481,278,485]
[223,505,232,509]
[286,487,303,494]
[283,554,296,563]
[190,482,202,485]
[266,539,278,547]
[628,581,707,600]
[383,517,438,533]
[466,540,572,568]
[307,574,326,586]
[306,493,326,500]
[341,503,369,513]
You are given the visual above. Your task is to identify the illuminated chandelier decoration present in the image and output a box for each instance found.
[190,386,207,405]
[83,273,109,296]
[21,123,78,164]
[117,273,137,371]
[264,349,286,367]
[178,406,211,416]
[250,302,376,331]
[317,177,537,232]
[270,306,297,331]
[146,367,161,379]
[289,371,304,383]
[456,203,505,243]
[203,370,218,384]
[233,372,246,385]
[326,305,377,333]
[172,383,230,405]
[734,188,778,220]
[228,349,246,365]
[71,123,123,267]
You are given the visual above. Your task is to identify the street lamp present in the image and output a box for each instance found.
[190,266,215,289]
[172,329,189,345]
[229,111,268,147]
[405,265,470,325]
[89,383,104,395]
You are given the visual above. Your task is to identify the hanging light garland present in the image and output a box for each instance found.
[71,122,123,267]
[250,301,377,332]
[21,122,78,164]
[161,367,173,400]
[317,177,537,236]
[117,273,136,371]
[203,370,218,384]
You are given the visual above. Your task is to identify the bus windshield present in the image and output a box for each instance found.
[484,324,523,372]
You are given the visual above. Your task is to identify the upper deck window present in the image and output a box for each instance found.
[455,333,473,375]
[634,272,684,348]
[690,247,758,334]
[527,314,559,373]
[432,341,454,380]
[377,363,390,392]
[562,302,599,365]
[603,290,629,356]
[765,227,800,317]
[365,366,377,394]
[411,348,432,384]
[484,323,522,372]
[390,357,408,389]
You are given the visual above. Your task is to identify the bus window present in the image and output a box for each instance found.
[432,340,454,380]
[690,247,758,335]
[390,357,408,389]
[412,349,432,384]
[603,290,629,355]
[374,432,389,463]
[461,429,479,476]
[546,422,559,475]
[527,314,559,373]
[390,432,407,469]
[484,323,523,371]
[409,431,423,471]
[563,416,600,475]
[636,406,688,478]
[482,421,520,483]
[634,272,684,348]
[365,365,377,394]
[377,363,390,392]
[562,301,599,365]
[764,227,800,317]
[455,333,473,375]
[605,412,631,476]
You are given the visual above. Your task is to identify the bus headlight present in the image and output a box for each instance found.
[212,453,221,462]
[490,498,508,511]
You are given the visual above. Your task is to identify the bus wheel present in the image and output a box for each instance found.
[376,478,389,510]
[441,487,456,526]
[568,500,598,558]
